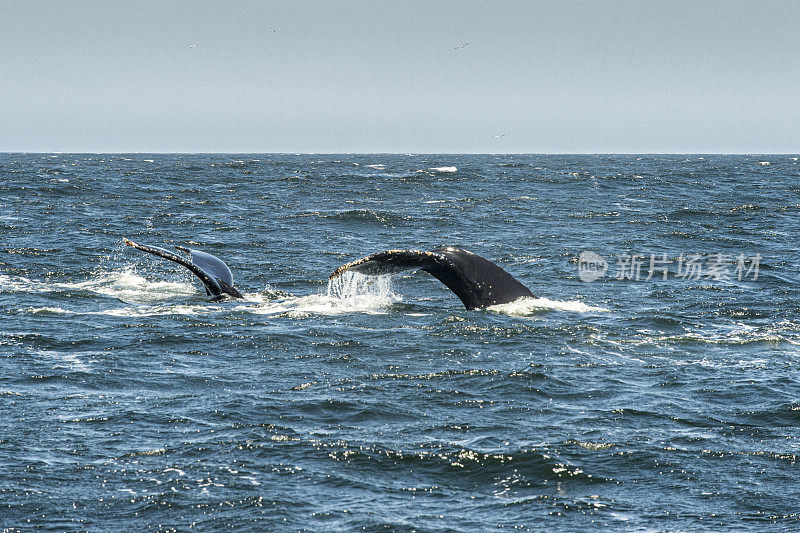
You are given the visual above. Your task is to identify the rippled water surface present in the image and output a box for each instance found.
[1,154,799,530]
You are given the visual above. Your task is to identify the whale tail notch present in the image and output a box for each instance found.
[123,238,243,299]
[330,247,533,310]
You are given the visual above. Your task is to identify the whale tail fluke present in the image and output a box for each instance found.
[123,238,243,299]
[330,247,533,310]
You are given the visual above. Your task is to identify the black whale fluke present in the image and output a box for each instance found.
[123,238,243,299]
[330,247,533,310]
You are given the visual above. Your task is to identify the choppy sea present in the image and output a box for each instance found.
[1,153,799,531]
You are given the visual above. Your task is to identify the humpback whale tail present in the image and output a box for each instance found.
[330,247,533,310]
[123,238,243,299]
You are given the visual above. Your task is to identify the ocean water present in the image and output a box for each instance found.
[1,153,799,531]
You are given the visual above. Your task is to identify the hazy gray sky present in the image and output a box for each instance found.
[2,1,798,153]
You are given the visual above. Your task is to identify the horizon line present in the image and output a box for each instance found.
[2,151,798,156]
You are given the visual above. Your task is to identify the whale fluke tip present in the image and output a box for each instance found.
[123,238,242,299]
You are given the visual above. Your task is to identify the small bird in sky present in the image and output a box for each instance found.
[188,43,198,49]
[269,29,276,33]
[493,134,506,139]
[455,42,469,50]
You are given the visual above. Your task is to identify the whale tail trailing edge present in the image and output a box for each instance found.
[123,238,243,299]
[330,247,533,310]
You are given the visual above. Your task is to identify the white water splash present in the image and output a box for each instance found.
[22,304,211,318]
[0,274,38,293]
[96,304,209,317]
[3,268,209,320]
[7,270,608,318]
[0,267,197,302]
[67,268,197,303]
[429,166,457,173]
[0,268,196,303]
[26,306,73,315]
[241,272,399,316]
[488,297,609,315]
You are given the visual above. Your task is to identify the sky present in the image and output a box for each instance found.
[1,0,799,153]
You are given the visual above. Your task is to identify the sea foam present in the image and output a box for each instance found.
[240,272,399,316]
[489,297,609,315]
